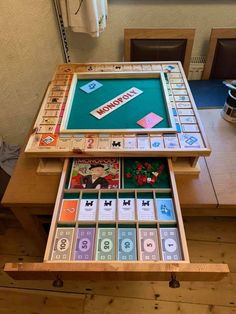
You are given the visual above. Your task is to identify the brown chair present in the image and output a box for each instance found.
[124,28,195,75]
[202,28,236,80]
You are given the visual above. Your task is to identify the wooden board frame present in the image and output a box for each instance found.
[24,62,211,159]
[60,71,177,134]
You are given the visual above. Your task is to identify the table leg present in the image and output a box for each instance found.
[10,207,47,254]
[189,157,199,168]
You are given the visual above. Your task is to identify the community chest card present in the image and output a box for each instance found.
[80,80,103,93]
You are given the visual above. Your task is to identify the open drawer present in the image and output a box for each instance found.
[4,157,229,286]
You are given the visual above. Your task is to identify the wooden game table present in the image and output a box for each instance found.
[2,63,233,282]
[2,109,236,253]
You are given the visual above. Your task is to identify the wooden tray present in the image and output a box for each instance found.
[4,158,229,286]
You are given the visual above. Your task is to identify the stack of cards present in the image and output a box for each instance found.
[118,228,137,260]
[137,112,163,129]
[58,199,78,223]
[118,197,135,220]
[160,228,182,261]
[137,198,155,221]
[96,227,116,260]
[78,198,97,221]
[58,196,177,223]
[51,227,74,260]
[156,198,176,221]
[80,80,103,94]
[50,225,183,261]
[74,228,96,260]
[98,198,116,221]
[139,228,160,261]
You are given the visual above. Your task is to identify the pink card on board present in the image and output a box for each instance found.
[137,112,163,128]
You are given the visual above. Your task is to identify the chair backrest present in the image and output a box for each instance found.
[124,28,195,75]
[202,28,236,80]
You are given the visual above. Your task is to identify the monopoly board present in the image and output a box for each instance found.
[25,62,210,158]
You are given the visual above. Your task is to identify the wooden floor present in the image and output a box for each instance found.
[0,215,236,313]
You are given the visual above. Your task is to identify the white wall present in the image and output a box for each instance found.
[67,0,236,62]
[0,0,63,145]
[1,0,236,145]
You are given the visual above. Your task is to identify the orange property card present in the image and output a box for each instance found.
[58,199,79,223]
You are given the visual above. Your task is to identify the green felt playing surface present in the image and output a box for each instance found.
[66,78,170,130]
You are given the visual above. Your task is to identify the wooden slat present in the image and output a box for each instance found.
[4,262,229,281]
[1,217,236,307]
[199,109,236,209]
[1,153,60,207]
[168,159,189,261]
[1,287,236,314]
[176,157,218,210]
[183,217,236,243]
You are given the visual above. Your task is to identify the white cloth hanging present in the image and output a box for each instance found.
[0,136,20,176]
[60,0,108,37]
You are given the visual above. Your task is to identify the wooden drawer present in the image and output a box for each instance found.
[4,158,229,285]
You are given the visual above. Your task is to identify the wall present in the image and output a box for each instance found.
[1,0,236,145]
[0,0,63,146]
[67,0,236,62]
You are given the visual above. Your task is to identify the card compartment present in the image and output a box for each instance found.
[4,158,229,282]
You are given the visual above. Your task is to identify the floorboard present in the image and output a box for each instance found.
[0,217,236,313]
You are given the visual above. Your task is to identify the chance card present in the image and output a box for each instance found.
[58,199,78,223]
[80,80,103,93]
[137,112,163,128]
[156,198,176,221]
